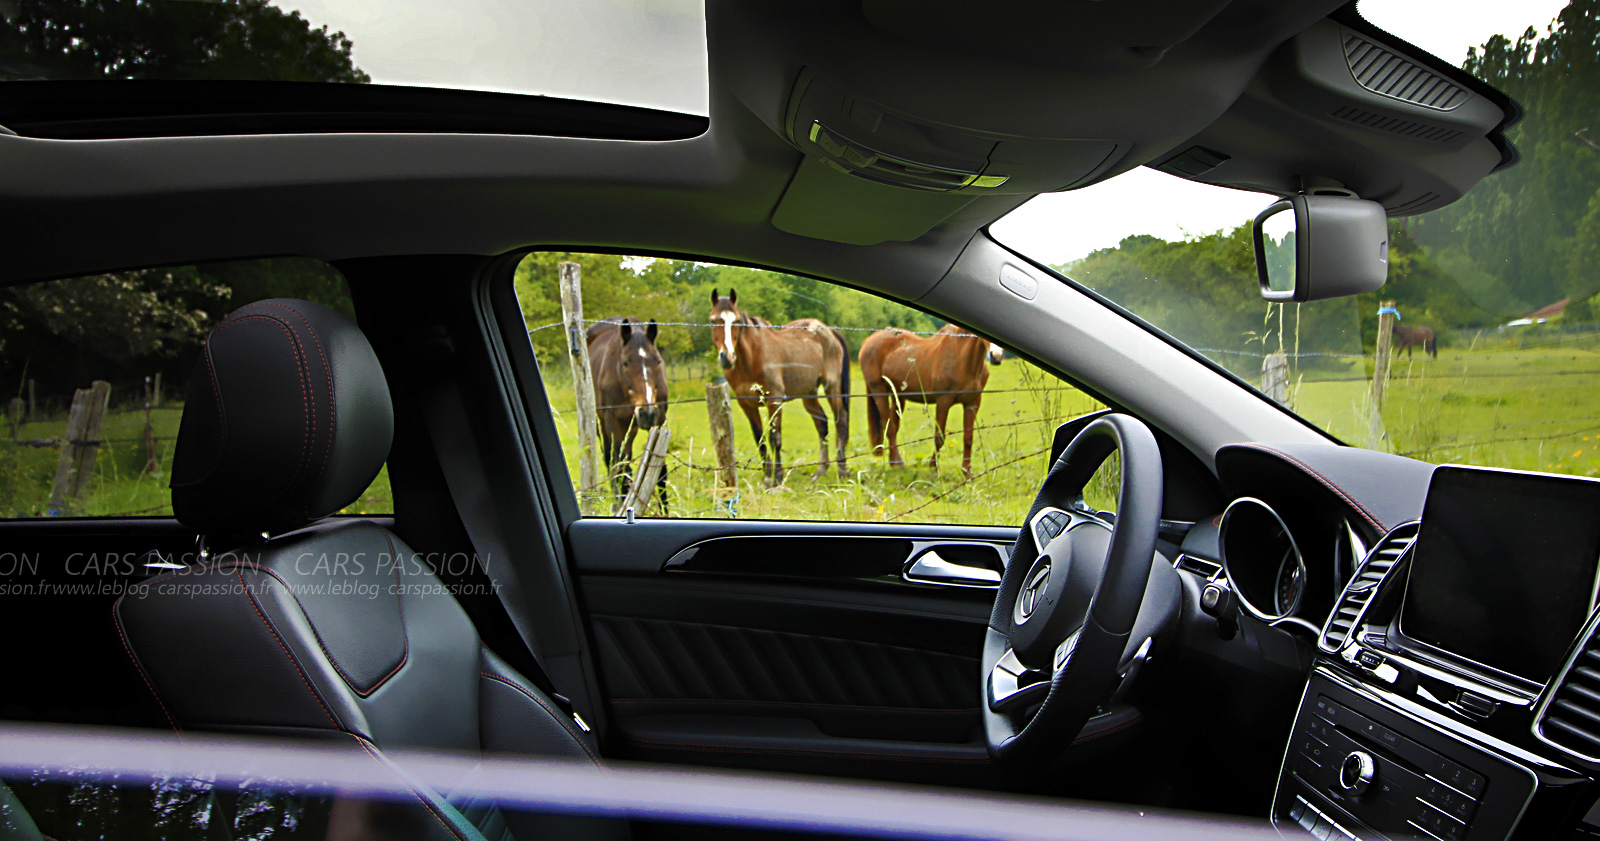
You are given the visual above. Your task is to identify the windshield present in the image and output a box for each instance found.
[0,0,708,114]
[993,0,1599,479]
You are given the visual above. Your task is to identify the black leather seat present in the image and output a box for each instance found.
[114,299,608,838]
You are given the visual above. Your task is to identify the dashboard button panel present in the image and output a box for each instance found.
[1275,672,1538,841]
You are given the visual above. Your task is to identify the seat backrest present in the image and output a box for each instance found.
[114,298,599,764]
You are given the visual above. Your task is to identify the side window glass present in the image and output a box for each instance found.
[513,253,1105,524]
[0,258,392,518]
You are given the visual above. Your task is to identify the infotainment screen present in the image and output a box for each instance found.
[1400,466,1600,685]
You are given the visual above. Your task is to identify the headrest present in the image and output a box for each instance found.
[169,299,393,535]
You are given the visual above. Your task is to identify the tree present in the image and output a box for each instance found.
[1413,0,1600,316]
[0,0,369,396]
[0,0,368,82]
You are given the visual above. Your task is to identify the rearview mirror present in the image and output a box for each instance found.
[1252,195,1388,302]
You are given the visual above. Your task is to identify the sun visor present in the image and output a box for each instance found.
[772,69,1122,244]
[782,70,1121,196]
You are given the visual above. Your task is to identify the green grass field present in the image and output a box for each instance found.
[0,399,392,519]
[1295,332,1600,477]
[8,328,1599,525]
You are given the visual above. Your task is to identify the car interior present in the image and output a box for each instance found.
[4,1,1600,840]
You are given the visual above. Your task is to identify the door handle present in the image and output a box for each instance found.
[903,544,1004,588]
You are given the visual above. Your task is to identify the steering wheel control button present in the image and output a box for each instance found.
[1338,750,1376,796]
[1029,508,1074,550]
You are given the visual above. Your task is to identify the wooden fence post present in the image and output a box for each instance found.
[558,261,604,512]
[707,377,737,498]
[143,400,160,475]
[1261,351,1290,406]
[617,426,671,516]
[1372,300,1396,408]
[152,371,162,408]
[27,378,35,420]
[48,380,111,514]
[1366,300,1397,449]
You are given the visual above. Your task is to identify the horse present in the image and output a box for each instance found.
[859,323,1004,479]
[709,289,850,486]
[587,317,670,511]
[1392,323,1437,359]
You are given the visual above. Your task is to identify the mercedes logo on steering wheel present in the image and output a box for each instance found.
[1019,561,1051,620]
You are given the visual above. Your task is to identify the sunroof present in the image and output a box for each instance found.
[0,0,710,116]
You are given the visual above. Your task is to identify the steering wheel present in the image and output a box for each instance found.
[982,413,1163,767]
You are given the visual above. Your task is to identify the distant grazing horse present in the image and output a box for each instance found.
[1392,323,1438,359]
[709,289,850,486]
[860,324,1004,479]
[587,317,669,510]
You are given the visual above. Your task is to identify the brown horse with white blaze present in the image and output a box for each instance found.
[709,289,850,486]
[587,317,670,508]
[860,324,1004,479]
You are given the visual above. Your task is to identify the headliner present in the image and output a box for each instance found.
[0,0,1510,306]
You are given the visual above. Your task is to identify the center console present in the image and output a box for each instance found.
[1272,466,1600,840]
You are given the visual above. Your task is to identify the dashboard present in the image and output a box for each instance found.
[1183,444,1600,840]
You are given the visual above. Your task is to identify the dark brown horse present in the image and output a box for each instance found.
[587,317,669,508]
[1392,323,1437,358]
[860,324,1004,479]
[709,289,850,486]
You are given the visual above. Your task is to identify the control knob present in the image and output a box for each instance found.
[1338,750,1376,796]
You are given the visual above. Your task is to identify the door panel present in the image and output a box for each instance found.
[567,518,1016,785]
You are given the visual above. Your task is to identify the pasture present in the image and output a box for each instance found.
[6,325,1600,526]
[1295,329,1600,477]
[0,401,393,519]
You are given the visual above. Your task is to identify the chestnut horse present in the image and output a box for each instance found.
[587,317,669,509]
[709,289,850,486]
[860,324,1004,479]
[1392,323,1437,358]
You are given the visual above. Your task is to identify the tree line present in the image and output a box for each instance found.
[1065,0,1600,369]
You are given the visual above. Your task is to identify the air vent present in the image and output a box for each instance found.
[1343,34,1470,111]
[1320,523,1419,653]
[1535,614,1600,762]
[1330,106,1464,143]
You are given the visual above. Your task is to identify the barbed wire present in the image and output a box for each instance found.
[549,385,1089,415]
[1397,421,1600,457]
[528,318,987,339]
[886,445,1052,522]
[527,317,1600,365]
[651,415,1060,475]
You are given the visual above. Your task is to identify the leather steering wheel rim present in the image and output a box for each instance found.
[981,413,1163,767]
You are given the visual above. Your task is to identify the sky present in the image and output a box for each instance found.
[270,0,1570,267]
[271,0,709,115]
